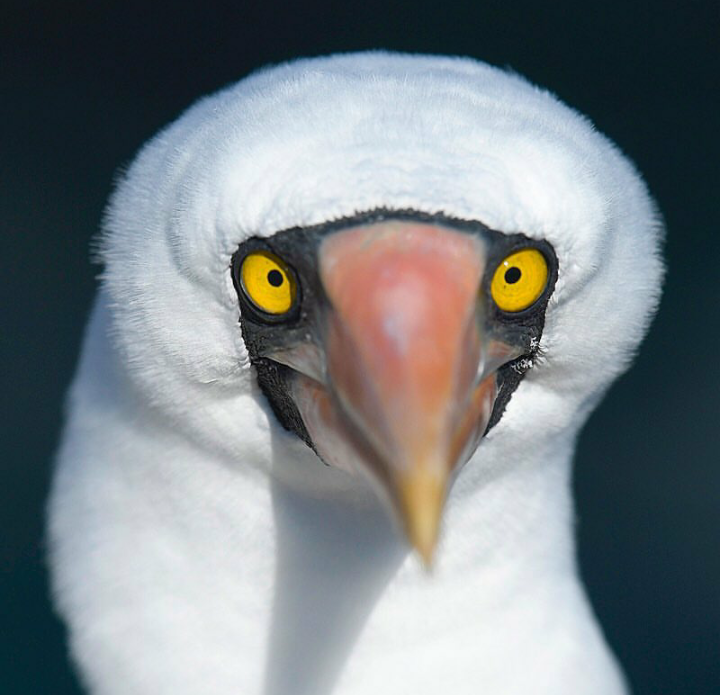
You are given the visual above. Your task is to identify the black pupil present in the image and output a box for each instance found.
[267,269,284,287]
[504,267,522,284]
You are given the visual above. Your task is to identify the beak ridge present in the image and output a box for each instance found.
[282,220,508,562]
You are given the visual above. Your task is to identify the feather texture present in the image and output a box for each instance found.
[49,52,663,695]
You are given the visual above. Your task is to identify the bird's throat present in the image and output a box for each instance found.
[263,432,623,695]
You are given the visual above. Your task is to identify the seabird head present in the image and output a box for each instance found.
[100,52,663,565]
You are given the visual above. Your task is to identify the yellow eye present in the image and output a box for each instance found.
[240,251,297,315]
[490,248,549,312]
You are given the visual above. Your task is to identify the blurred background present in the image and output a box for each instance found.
[1,1,718,693]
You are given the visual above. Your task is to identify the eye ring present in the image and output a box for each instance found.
[490,247,549,313]
[237,250,299,318]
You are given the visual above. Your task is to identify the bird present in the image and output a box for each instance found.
[48,52,663,695]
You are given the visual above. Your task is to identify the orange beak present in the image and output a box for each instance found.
[287,221,511,565]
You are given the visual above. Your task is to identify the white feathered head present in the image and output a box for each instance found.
[99,52,663,561]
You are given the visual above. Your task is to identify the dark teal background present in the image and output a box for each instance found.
[2,1,718,692]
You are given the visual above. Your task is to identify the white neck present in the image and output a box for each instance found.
[50,309,628,695]
[264,430,627,695]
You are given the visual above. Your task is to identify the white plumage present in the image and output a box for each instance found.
[49,52,663,695]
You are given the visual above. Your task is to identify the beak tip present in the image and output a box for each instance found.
[398,469,446,571]
[414,539,438,572]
